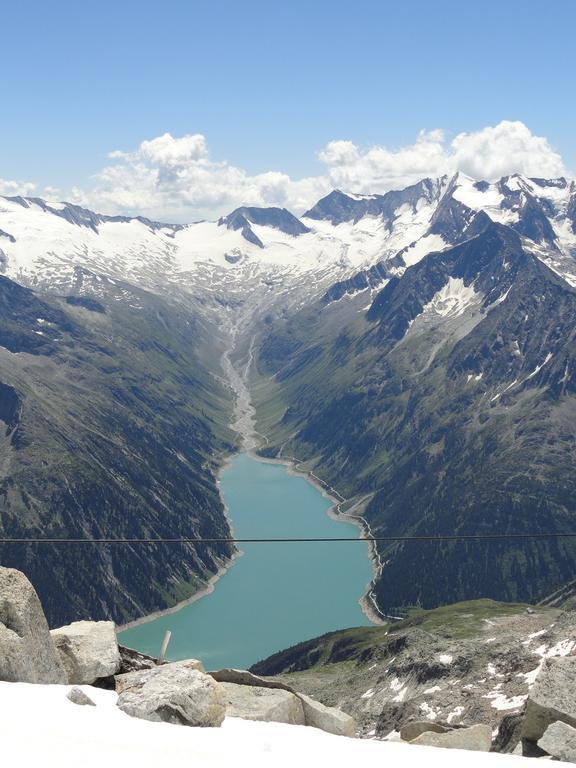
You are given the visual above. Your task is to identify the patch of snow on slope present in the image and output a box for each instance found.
[401,233,447,267]
[484,691,527,712]
[422,277,479,319]
[446,705,465,724]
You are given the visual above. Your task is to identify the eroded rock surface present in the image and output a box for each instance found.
[0,567,66,684]
[538,721,576,762]
[410,723,492,751]
[51,620,121,684]
[221,682,305,725]
[522,656,576,741]
[116,661,224,727]
[66,687,96,706]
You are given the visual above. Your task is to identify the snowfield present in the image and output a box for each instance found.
[0,681,532,767]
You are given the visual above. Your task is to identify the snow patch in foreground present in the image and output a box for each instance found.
[0,681,532,767]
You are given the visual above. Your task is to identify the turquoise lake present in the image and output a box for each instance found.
[118,453,373,670]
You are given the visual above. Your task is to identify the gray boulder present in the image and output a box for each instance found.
[410,723,492,751]
[51,620,121,684]
[66,687,96,706]
[115,658,204,693]
[116,661,225,727]
[211,668,355,735]
[298,693,355,736]
[210,668,292,691]
[523,657,576,741]
[221,682,305,725]
[401,720,452,742]
[538,721,576,762]
[0,567,66,684]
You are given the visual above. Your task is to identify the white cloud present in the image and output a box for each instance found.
[319,121,566,194]
[450,121,565,180]
[4,121,569,222]
[0,178,37,197]
[71,132,329,222]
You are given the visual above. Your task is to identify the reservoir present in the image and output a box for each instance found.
[118,453,374,670]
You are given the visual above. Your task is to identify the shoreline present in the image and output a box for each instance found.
[117,452,244,634]
[252,450,387,626]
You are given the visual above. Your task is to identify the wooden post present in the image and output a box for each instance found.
[158,630,172,665]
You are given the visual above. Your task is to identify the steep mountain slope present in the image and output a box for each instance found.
[1,171,576,624]
[0,272,235,626]
[252,215,576,614]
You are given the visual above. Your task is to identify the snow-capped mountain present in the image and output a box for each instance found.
[1,172,574,311]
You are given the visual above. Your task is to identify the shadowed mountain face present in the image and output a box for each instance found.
[0,273,235,626]
[303,178,445,227]
[254,218,576,613]
[219,206,311,247]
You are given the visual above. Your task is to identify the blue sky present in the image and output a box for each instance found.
[2,0,574,219]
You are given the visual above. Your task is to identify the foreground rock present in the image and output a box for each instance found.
[66,687,96,706]
[400,721,452,742]
[51,621,121,684]
[221,682,305,725]
[115,659,204,694]
[116,661,225,727]
[298,693,355,736]
[538,721,576,762]
[0,567,66,684]
[522,657,576,741]
[211,667,355,735]
[410,724,492,751]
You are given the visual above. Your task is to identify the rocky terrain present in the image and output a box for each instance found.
[5,565,576,760]
[252,598,576,756]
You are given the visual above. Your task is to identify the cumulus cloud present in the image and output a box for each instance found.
[320,121,566,193]
[64,120,569,221]
[71,132,329,222]
[0,177,37,197]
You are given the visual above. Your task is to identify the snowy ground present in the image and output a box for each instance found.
[0,682,531,767]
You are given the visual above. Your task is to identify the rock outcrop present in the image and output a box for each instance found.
[0,567,66,684]
[51,620,121,684]
[116,661,225,727]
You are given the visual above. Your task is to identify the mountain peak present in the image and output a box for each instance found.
[219,206,310,235]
